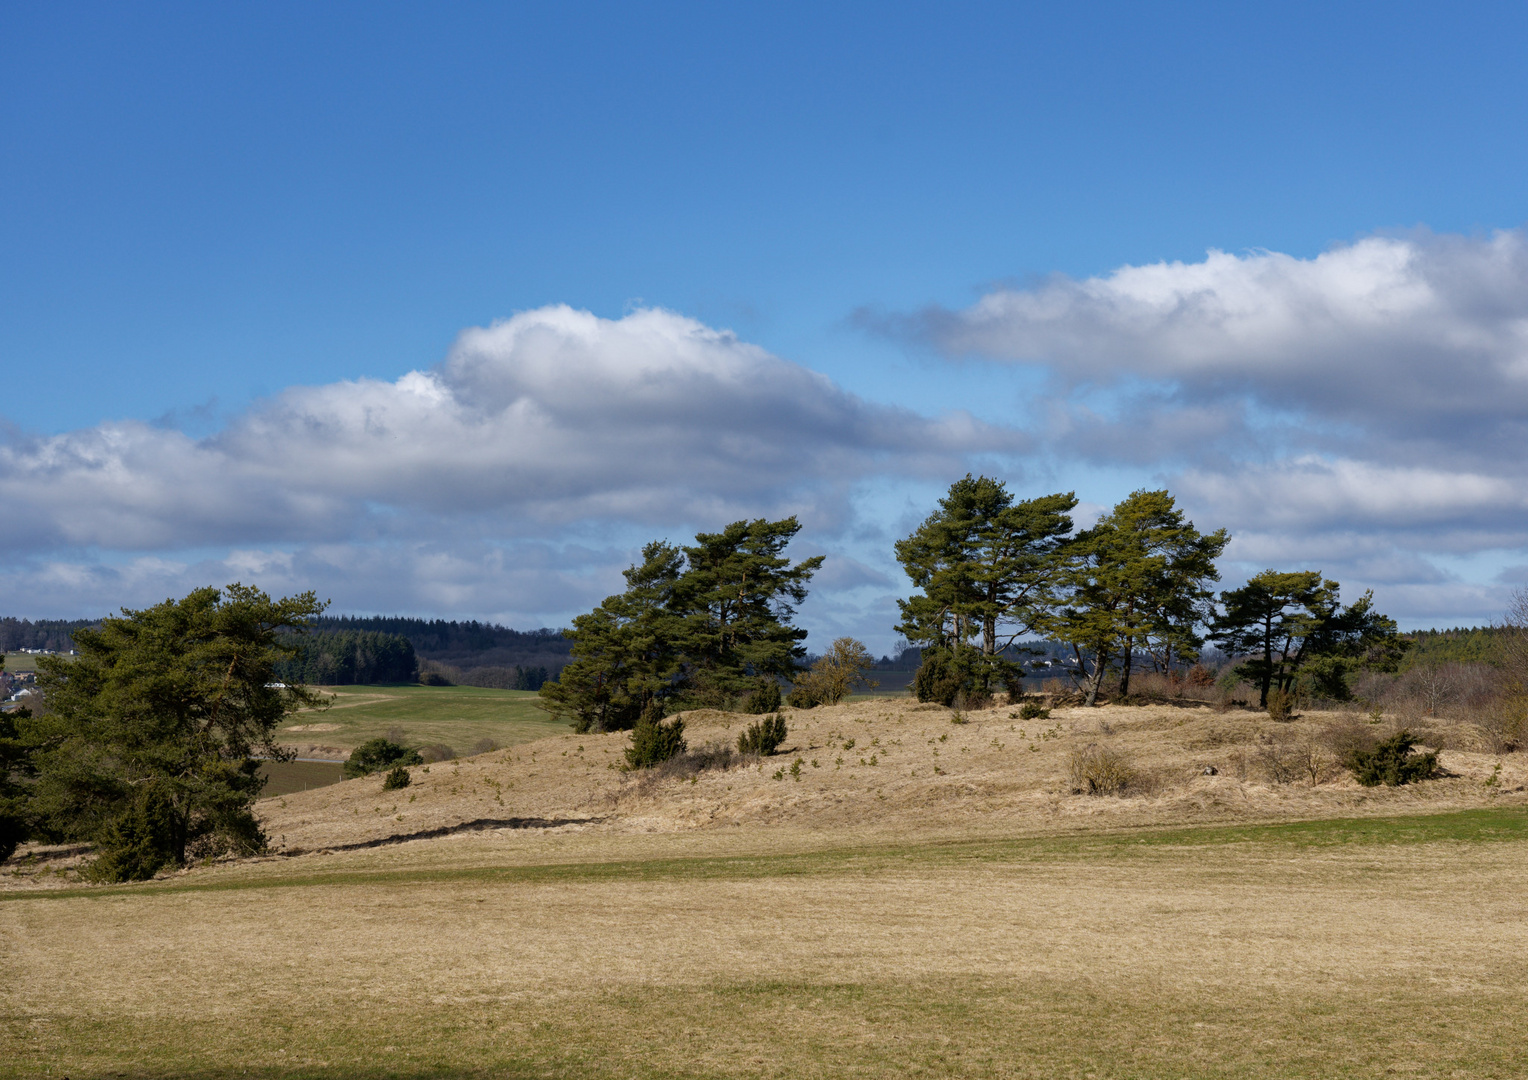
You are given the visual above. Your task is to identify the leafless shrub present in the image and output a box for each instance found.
[957,690,994,711]
[1254,732,1333,785]
[419,743,458,763]
[1068,743,1136,796]
[470,737,501,755]
[386,726,410,745]
[1321,716,1380,767]
[1126,669,1222,705]
[1478,695,1528,754]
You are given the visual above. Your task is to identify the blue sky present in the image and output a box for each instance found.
[5,2,1528,648]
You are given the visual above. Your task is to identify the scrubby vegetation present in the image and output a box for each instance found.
[1068,742,1136,795]
[743,678,781,714]
[343,737,424,779]
[736,713,787,756]
[1345,730,1439,787]
[625,700,687,769]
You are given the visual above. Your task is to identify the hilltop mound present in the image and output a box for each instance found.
[256,697,1527,856]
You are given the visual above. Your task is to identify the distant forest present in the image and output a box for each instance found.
[0,618,98,653]
[273,629,419,685]
[1,613,571,689]
[306,616,570,688]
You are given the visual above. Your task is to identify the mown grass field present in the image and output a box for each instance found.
[281,684,566,755]
[4,807,1527,1079]
[1,653,40,673]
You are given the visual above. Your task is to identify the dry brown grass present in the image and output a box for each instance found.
[4,810,1528,1078]
[6,698,1528,1077]
[222,697,1528,858]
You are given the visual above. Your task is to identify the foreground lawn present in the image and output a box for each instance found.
[4,809,1527,1079]
[280,684,566,754]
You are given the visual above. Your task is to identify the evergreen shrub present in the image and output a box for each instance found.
[737,713,787,756]
[626,700,687,769]
[1345,730,1438,787]
[343,738,423,779]
[744,679,782,714]
[382,765,412,790]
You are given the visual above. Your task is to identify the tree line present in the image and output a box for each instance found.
[272,629,419,685]
[0,617,97,653]
[897,476,1405,709]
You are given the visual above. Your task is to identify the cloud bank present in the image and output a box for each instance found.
[0,306,1025,628]
[886,230,1528,621]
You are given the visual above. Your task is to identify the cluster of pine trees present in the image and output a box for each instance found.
[539,518,821,733]
[897,476,1406,708]
[273,629,418,685]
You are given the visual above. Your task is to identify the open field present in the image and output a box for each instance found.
[4,809,1528,1078]
[278,684,564,759]
[5,698,1528,1078]
[0,653,39,673]
[258,759,346,797]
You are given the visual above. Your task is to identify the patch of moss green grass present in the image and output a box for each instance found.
[12,806,1527,904]
[284,684,565,752]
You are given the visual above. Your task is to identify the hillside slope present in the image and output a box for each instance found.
[255,697,1528,856]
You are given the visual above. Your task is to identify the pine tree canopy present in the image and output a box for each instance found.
[540,518,822,731]
[20,584,327,880]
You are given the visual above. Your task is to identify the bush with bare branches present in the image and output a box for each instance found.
[1068,743,1135,795]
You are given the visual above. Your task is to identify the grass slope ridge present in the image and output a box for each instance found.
[251,697,1527,858]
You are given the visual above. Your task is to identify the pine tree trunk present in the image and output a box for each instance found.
[1083,647,1110,707]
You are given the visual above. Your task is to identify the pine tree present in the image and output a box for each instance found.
[540,542,687,733]
[895,476,1075,702]
[539,520,821,726]
[1050,490,1228,705]
[678,518,823,705]
[22,585,326,880]
[1214,571,1405,706]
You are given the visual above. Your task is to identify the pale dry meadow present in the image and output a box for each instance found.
[4,697,1528,1078]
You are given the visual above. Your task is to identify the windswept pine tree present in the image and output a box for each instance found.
[540,518,822,732]
[895,475,1075,705]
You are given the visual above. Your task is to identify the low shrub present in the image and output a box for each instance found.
[1479,695,1528,754]
[1018,701,1050,721]
[343,738,424,779]
[1256,733,1334,786]
[785,684,819,709]
[744,679,782,715]
[1345,729,1438,787]
[631,742,738,790]
[418,743,458,764]
[1266,687,1296,721]
[737,713,787,756]
[625,699,687,769]
[1186,664,1217,688]
[84,787,186,883]
[1068,743,1135,796]
[382,765,411,790]
[470,737,501,755]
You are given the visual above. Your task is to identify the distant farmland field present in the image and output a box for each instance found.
[279,683,567,757]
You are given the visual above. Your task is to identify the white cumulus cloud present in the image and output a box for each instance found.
[0,305,1029,554]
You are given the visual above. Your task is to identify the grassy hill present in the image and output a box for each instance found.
[5,696,1527,1078]
[277,683,566,758]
